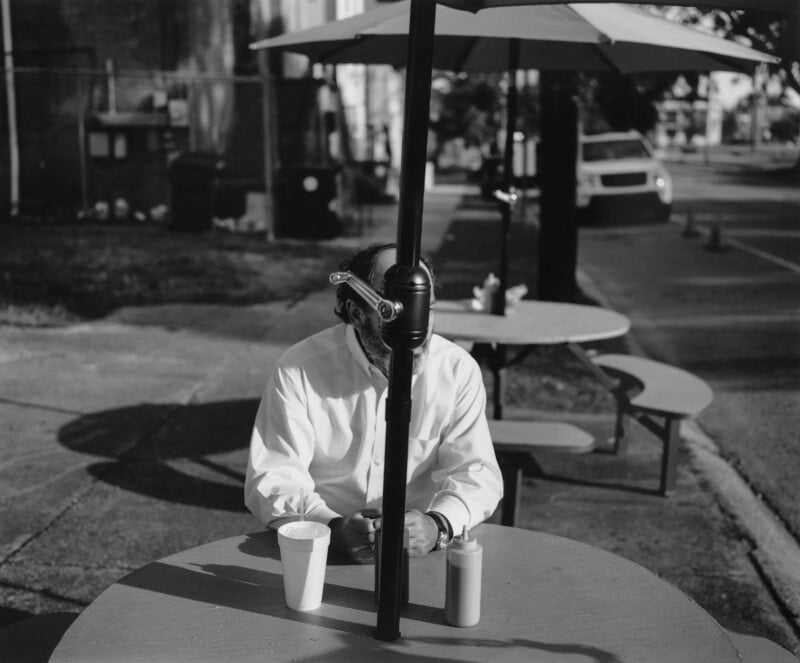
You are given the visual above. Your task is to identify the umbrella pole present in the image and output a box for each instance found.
[375,0,436,643]
[488,40,519,420]
[493,39,520,317]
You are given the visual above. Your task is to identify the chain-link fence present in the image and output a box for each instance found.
[2,66,376,239]
[0,67,268,222]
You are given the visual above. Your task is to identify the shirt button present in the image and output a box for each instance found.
[373,458,382,466]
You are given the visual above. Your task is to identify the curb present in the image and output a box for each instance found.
[683,421,800,627]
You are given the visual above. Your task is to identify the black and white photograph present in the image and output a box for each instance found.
[1,0,798,660]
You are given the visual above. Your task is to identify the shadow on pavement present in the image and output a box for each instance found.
[58,399,258,511]
[0,611,78,662]
[84,460,247,512]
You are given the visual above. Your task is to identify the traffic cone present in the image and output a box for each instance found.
[681,207,701,238]
[705,217,730,252]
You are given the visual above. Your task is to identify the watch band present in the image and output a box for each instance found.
[426,511,452,550]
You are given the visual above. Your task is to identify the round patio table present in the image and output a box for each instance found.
[433,299,630,419]
[50,524,740,662]
[433,299,631,346]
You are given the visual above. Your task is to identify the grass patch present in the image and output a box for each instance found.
[0,224,353,325]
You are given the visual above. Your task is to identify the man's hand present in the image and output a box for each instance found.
[404,509,439,557]
[329,509,382,564]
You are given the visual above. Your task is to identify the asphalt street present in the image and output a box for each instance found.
[580,147,800,542]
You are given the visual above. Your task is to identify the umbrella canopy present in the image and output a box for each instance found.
[252,1,775,313]
[251,1,777,73]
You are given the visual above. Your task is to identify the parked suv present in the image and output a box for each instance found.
[577,130,672,222]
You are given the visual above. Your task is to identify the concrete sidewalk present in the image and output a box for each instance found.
[1,187,798,658]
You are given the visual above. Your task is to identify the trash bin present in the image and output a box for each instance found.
[355,160,393,203]
[274,166,342,239]
[169,153,226,232]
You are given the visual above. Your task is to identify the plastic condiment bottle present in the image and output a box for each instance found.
[445,526,482,627]
[481,273,499,312]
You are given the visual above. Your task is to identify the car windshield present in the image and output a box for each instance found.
[582,139,650,162]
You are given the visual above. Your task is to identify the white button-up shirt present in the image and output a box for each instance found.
[245,323,503,535]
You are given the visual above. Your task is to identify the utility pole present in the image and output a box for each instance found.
[255,0,281,240]
[1,0,19,218]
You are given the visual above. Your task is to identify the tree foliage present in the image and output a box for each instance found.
[428,72,541,158]
[644,5,799,100]
[427,7,800,147]
[429,74,501,150]
[580,72,675,134]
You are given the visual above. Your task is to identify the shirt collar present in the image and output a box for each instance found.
[344,324,384,379]
[344,323,434,385]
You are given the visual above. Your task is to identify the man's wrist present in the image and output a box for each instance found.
[426,511,452,550]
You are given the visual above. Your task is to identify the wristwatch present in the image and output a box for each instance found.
[426,511,452,551]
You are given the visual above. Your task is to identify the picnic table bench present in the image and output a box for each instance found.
[484,350,714,509]
[435,301,714,508]
[588,353,714,495]
[489,420,596,526]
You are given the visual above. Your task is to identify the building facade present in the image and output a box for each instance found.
[0,0,402,234]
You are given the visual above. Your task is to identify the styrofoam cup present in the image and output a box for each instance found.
[277,521,331,611]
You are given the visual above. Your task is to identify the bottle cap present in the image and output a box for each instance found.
[450,525,478,550]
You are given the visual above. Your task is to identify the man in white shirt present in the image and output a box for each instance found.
[245,243,503,563]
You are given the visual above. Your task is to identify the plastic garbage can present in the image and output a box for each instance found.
[274,166,342,239]
[169,153,226,232]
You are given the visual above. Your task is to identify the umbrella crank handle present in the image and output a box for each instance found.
[329,271,403,323]
[493,187,519,209]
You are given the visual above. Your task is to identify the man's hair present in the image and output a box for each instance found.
[333,242,435,324]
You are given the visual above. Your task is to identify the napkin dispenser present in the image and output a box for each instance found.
[471,274,527,312]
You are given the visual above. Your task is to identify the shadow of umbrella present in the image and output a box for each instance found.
[58,399,259,511]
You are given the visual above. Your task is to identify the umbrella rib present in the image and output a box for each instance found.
[317,34,372,65]
[593,45,623,73]
[567,3,613,45]
[279,34,376,67]
[451,36,481,73]
[706,52,765,74]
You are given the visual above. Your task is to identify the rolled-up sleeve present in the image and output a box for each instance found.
[244,365,340,527]
[428,354,503,536]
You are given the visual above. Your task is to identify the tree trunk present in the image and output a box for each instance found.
[183,1,235,153]
[536,71,580,302]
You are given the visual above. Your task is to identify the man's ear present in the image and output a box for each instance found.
[346,300,365,326]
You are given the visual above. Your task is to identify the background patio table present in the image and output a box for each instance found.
[434,299,631,418]
[49,524,742,662]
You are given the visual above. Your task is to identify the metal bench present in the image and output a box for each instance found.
[489,420,595,526]
[589,353,713,496]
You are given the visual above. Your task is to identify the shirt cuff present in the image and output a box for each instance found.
[267,503,340,530]
[307,502,340,524]
[428,495,471,538]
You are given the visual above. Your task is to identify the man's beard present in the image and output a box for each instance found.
[358,320,429,378]
[359,326,392,377]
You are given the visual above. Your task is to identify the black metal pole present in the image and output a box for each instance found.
[537,71,579,302]
[487,39,520,421]
[492,38,519,317]
[375,0,436,643]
